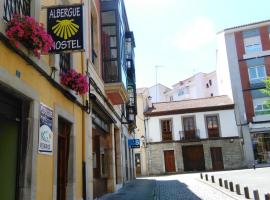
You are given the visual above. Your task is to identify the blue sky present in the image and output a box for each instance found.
[124,0,270,88]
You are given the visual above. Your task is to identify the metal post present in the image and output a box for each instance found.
[253,190,260,200]
[224,180,228,189]
[229,182,234,192]
[211,175,215,183]
[236,184,241,195]
[219,178,223,187]
[244,187,250,199]
[265,193,270,200]
[200,173,203,179]
[205,174,208,181]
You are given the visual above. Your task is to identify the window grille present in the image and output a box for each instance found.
[59,53,71,73]
[4,0,31,21]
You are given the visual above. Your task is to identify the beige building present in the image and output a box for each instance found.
[134,88,150,176]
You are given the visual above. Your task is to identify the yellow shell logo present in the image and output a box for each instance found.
[52,19,79,39]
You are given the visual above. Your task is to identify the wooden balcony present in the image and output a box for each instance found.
[104,82,128,105]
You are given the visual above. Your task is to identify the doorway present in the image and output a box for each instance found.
[135,153,141,176]
[182,145,205,171]
[210,147,224,170]
[164,150,176,173]
[57,117,71,200]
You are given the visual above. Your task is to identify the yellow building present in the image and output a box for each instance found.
[0,0,136,200]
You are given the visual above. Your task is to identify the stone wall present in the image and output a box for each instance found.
[147,138,245,175]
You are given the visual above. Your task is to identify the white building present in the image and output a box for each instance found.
[144,96,244,174]
[147,72,218,103]
[148,84,171,103]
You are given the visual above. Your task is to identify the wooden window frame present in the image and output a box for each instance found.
[160,118,173,141]
[205,114,221,138]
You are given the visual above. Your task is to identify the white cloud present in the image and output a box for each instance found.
[172,17,216,51]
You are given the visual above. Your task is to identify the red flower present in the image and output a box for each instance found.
[5,14,54,58]
[60,69,88,95]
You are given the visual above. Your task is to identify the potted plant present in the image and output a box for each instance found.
[5,14,54,58]
[60,68,88,95]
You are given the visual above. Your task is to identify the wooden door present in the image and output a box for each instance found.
[164,150,176,172]
[0,118,19,200]
[57,118,71,200]
[182,145,205,171]
[211,147,224,170]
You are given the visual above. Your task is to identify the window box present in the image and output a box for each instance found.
[5,15,54,58]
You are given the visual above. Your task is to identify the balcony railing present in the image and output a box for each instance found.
[162,132,172,141]
[179,129,200,141]
[4,0,31,21]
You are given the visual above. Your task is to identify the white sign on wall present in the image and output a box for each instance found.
[38,103,53,154]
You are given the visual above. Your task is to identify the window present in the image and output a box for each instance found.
[206,83,209,88]
[253,97,270,116]
[169,96,173,101]
[209,80,212,86]
[183,117,195,131]
[206,115,220,138]
[177,86,189,96]
[59,53,71,73]
[161,119,172,141]
[248,65,266,84]
[182,116,197,140]
[243,29,262,53]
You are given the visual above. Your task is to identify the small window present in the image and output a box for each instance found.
[59,53,71,73]
[211,93,213,97]
[209,80,212,86]
[206,83,209,88]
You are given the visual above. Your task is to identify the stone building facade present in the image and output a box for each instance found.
[144,96,245,175]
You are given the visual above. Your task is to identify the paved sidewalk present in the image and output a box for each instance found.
[98,179,156,200]
[204,167,270,199]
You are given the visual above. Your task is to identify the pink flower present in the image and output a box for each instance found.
[60,69,89,95]
[5,14,54,59]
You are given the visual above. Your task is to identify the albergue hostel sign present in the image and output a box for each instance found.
[47,5,84,52]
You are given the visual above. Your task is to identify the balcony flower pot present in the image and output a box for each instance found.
[5,14,54,58]
[60,68,88,95]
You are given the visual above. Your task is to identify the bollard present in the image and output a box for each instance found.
[236,184,241,195]
[205,174,208,181]
[219,178,223,187]
[200,173,203,179]
[229,182,234,192]
[211,175,215,183]
[253,190,260,200]
[224,180,228,189]
[265,193,270,200]
[244,187,250,199]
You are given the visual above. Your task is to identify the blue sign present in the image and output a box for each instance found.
[128,139,140,148]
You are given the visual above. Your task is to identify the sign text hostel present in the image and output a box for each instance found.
[47,5,84,52]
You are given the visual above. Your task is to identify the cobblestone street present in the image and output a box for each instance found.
[99,168,270,199]
[99,173,242,200]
